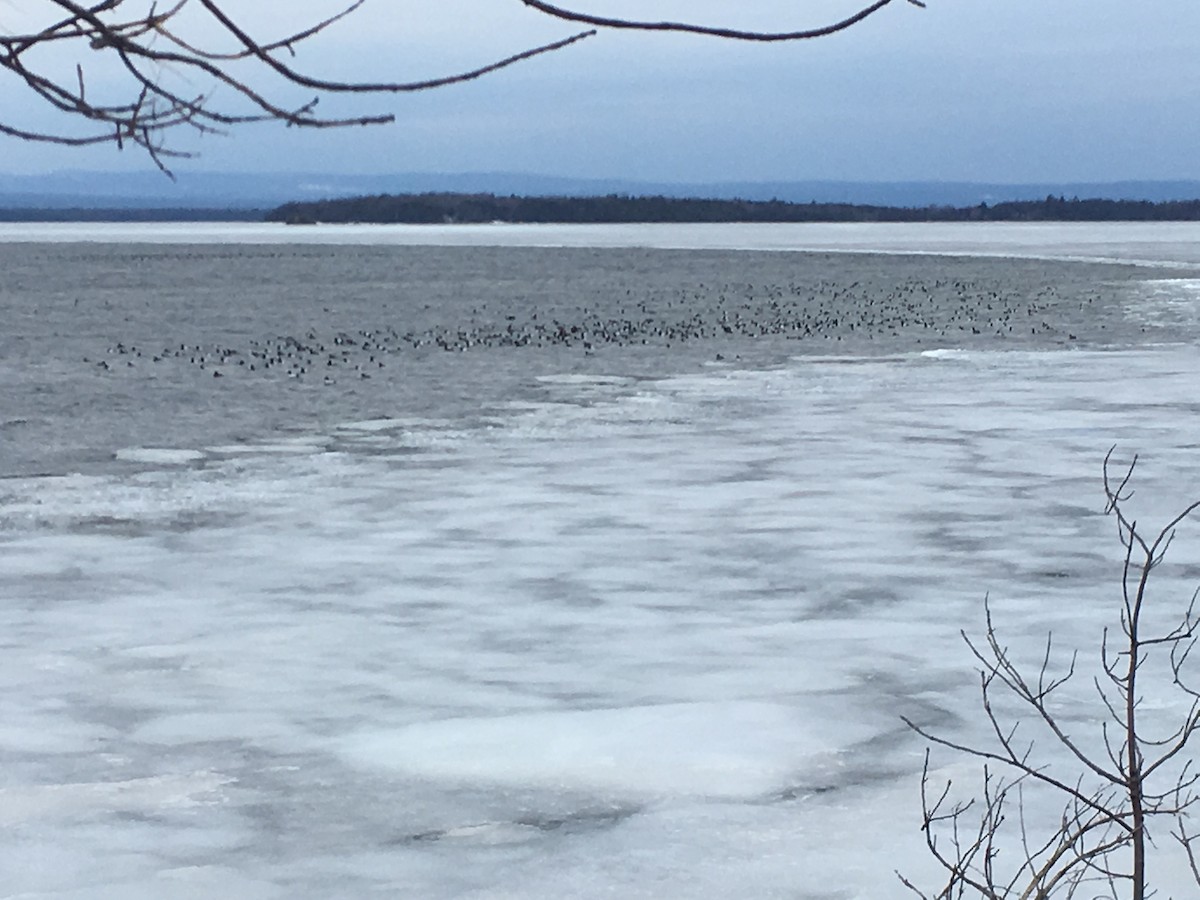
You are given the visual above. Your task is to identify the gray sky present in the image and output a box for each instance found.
[3,0,1199,182]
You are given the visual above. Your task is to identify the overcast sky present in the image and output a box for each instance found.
[2,0,1199,182]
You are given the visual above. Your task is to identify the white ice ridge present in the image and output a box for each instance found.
[919,348,972,360]
[341,700,877,800]
[114,447,206,465]
[534,374,636,386]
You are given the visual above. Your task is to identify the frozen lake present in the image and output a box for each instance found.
[3,223,1200,898]
[6,220,1200,268]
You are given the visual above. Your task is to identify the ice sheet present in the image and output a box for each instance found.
[5,221,1200,266]
[5,268,1200,897]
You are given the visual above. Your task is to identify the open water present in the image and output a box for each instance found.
[3,223,1200,898]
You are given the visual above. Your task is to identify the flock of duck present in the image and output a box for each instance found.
[89,277,1092,383]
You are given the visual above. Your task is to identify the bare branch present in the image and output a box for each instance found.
[517,0,924,42]
[1,0,922,167]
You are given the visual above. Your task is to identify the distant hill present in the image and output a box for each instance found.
[0,207,262,222]
[267,192,1200,225]
[3,170,1200,212]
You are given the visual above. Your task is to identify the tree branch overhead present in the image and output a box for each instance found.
[0,1,926,170]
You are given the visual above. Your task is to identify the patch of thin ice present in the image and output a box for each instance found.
[334,418,413,433]
[1127,278,1200,329]
[206,438,330,455]
[0,772,233,825]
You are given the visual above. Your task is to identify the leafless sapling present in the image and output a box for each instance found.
[899,449,1200,899]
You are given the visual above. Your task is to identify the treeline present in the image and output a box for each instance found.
[266,192,1200,225]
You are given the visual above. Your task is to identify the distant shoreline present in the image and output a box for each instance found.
[5,191,1200,224]
[265,193,1200,226]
